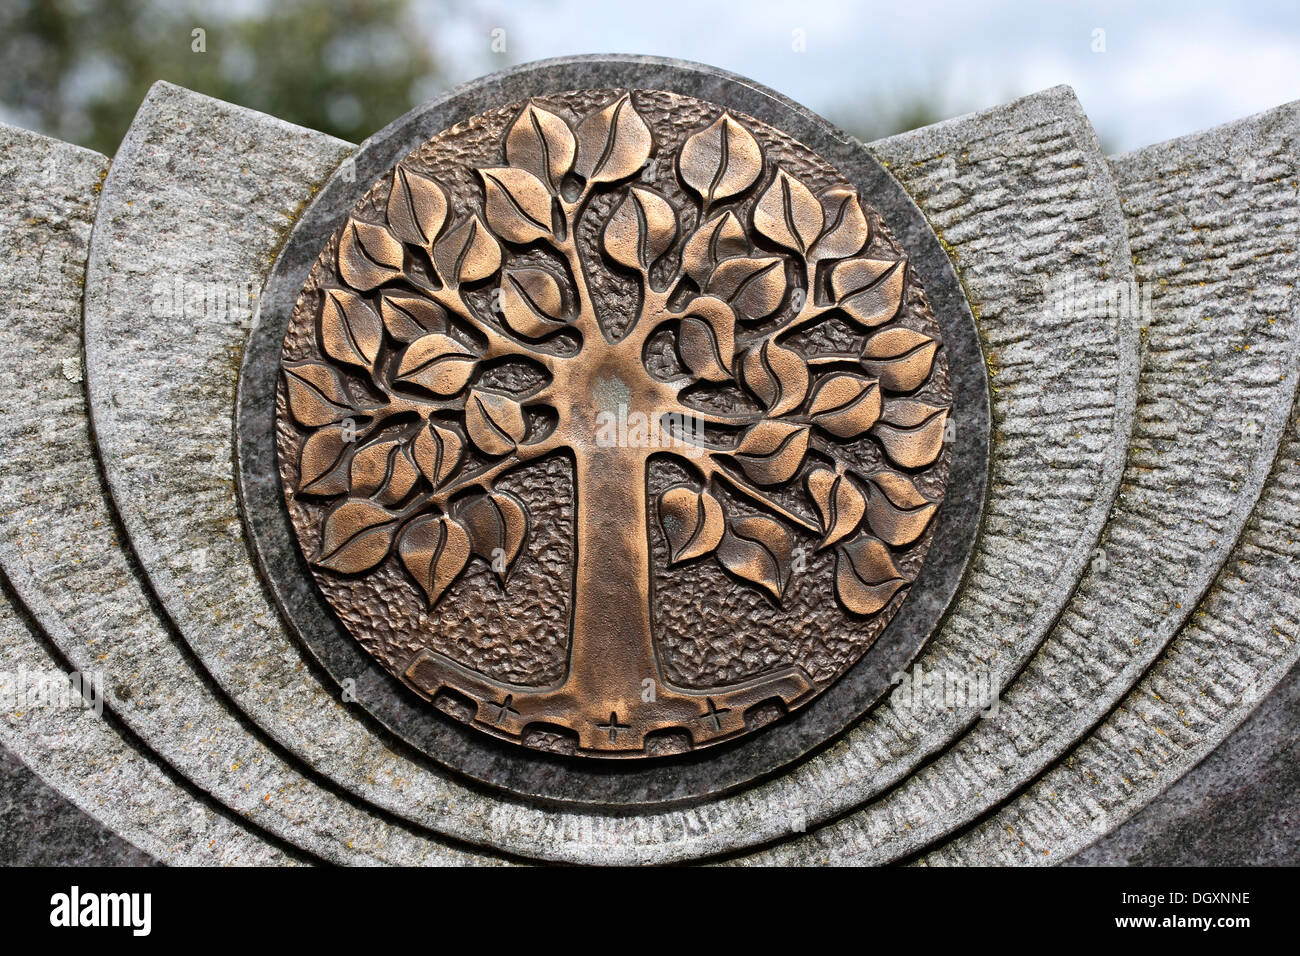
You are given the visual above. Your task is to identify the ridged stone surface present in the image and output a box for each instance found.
[0,120,495,867]
[749,101,1300,864]
[0,125,271,866]
[929,403,1300,863]
[1067,661,1299,866]
[921,106,1300,864]
[0,593,289,865]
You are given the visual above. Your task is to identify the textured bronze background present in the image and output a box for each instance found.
[276,89,952,758]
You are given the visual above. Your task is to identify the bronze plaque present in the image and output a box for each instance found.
[276,89,952,758]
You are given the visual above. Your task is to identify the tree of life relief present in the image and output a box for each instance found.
[276,90,952,758]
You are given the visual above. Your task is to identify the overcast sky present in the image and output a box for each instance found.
[426,0,1300,154]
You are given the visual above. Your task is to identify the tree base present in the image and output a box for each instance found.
[404,648,816,756]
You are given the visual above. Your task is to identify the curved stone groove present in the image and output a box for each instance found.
[0,742,156,866]
[6,551,494,866]
[0,586,290,865]
[0,119,490,865]
[80,78,1132,863]
[1065,662,1300,866]
[927,400,1300,864]
[749,101,1300,865]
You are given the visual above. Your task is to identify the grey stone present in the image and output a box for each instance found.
[0,123,263,866]
[915,103,1300,865]
[0,589,289,865]
[1068,659,1300,866]
[0,744,156,866]
[928,397,1300,864]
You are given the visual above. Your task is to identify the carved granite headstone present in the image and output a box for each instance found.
[0,55,1295,866]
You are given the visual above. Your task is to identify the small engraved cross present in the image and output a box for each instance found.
[597,711,630,743]
[486,694,519,724]
[700,697,731,731]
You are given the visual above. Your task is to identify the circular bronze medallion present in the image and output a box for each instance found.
[275,88,952,759]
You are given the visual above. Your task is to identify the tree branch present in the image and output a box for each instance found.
[556,186,609,348]
[805,351,863,367]
[712,465,820,534]
[669,442,819,534]
[761,296,831,345]
[396,273,557,367]
[662,394,759,428]
[429,431,565,507]
[436,285,558,368]
[624,285,676,350]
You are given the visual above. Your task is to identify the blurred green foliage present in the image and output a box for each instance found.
[830,87,954,145]
[0,0,447,154]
